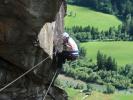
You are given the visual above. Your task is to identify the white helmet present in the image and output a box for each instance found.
[63,32,69,38]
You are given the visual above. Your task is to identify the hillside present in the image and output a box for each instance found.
[81,41,133,66]
[65,5,122,31]
[61,2,133,100]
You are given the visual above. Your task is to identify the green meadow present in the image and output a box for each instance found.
[65,88,85,100]
[81,41,133,66]
[65,5,122,31]
[65,88,133,100]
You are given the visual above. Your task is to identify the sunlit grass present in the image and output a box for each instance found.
[64,88,85,100]
[81,41,133,66]
[65,5,122,31]
[65,88,133,100]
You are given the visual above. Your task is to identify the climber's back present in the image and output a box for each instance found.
[62,32,79,61]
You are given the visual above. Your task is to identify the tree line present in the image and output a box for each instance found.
[65,25,132,42]
[97,51,117,71]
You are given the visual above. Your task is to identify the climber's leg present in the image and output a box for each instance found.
[61,51,79,61]
[57,52,64,68]
[61,51,70,62]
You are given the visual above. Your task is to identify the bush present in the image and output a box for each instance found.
[97,51,117,70]
[105,84,115,94]
[79,47,86,58]
[87,72,101,83]
[82,84,92,95]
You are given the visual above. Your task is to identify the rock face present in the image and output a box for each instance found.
[0,0,67,99]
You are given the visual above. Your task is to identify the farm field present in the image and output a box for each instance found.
[65,5,122,31]
[81,41,133,66]
[65,88,133,100]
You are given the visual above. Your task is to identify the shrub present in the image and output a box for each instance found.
[105,84,115,94]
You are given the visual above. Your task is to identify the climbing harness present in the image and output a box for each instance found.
[0,55,50,92]
[42,69,59,100]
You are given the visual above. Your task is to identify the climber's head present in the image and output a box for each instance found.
[63,32,69,38]
[63,32,69,43]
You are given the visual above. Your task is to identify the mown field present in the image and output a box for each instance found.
[65,88,133,100]
[65,5,122,31]
[81,41,133,66]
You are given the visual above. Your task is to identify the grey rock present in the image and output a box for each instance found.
[0,0,67,99]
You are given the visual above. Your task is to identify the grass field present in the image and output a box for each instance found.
[86,91,133,100]
[65,88,133,100]
[85,92,133,100]
[81,41,133,66]
[65,5,122,31]
[112,93,133,100]
[65,88,85,100]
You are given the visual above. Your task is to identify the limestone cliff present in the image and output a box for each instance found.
[0,0,67,99]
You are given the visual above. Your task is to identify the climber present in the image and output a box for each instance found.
[56,32,79,68]
[62,32,79,61]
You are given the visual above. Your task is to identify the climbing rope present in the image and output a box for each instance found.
[0,52,60,100]
[42,69,59,100]
[0,55,51,92]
